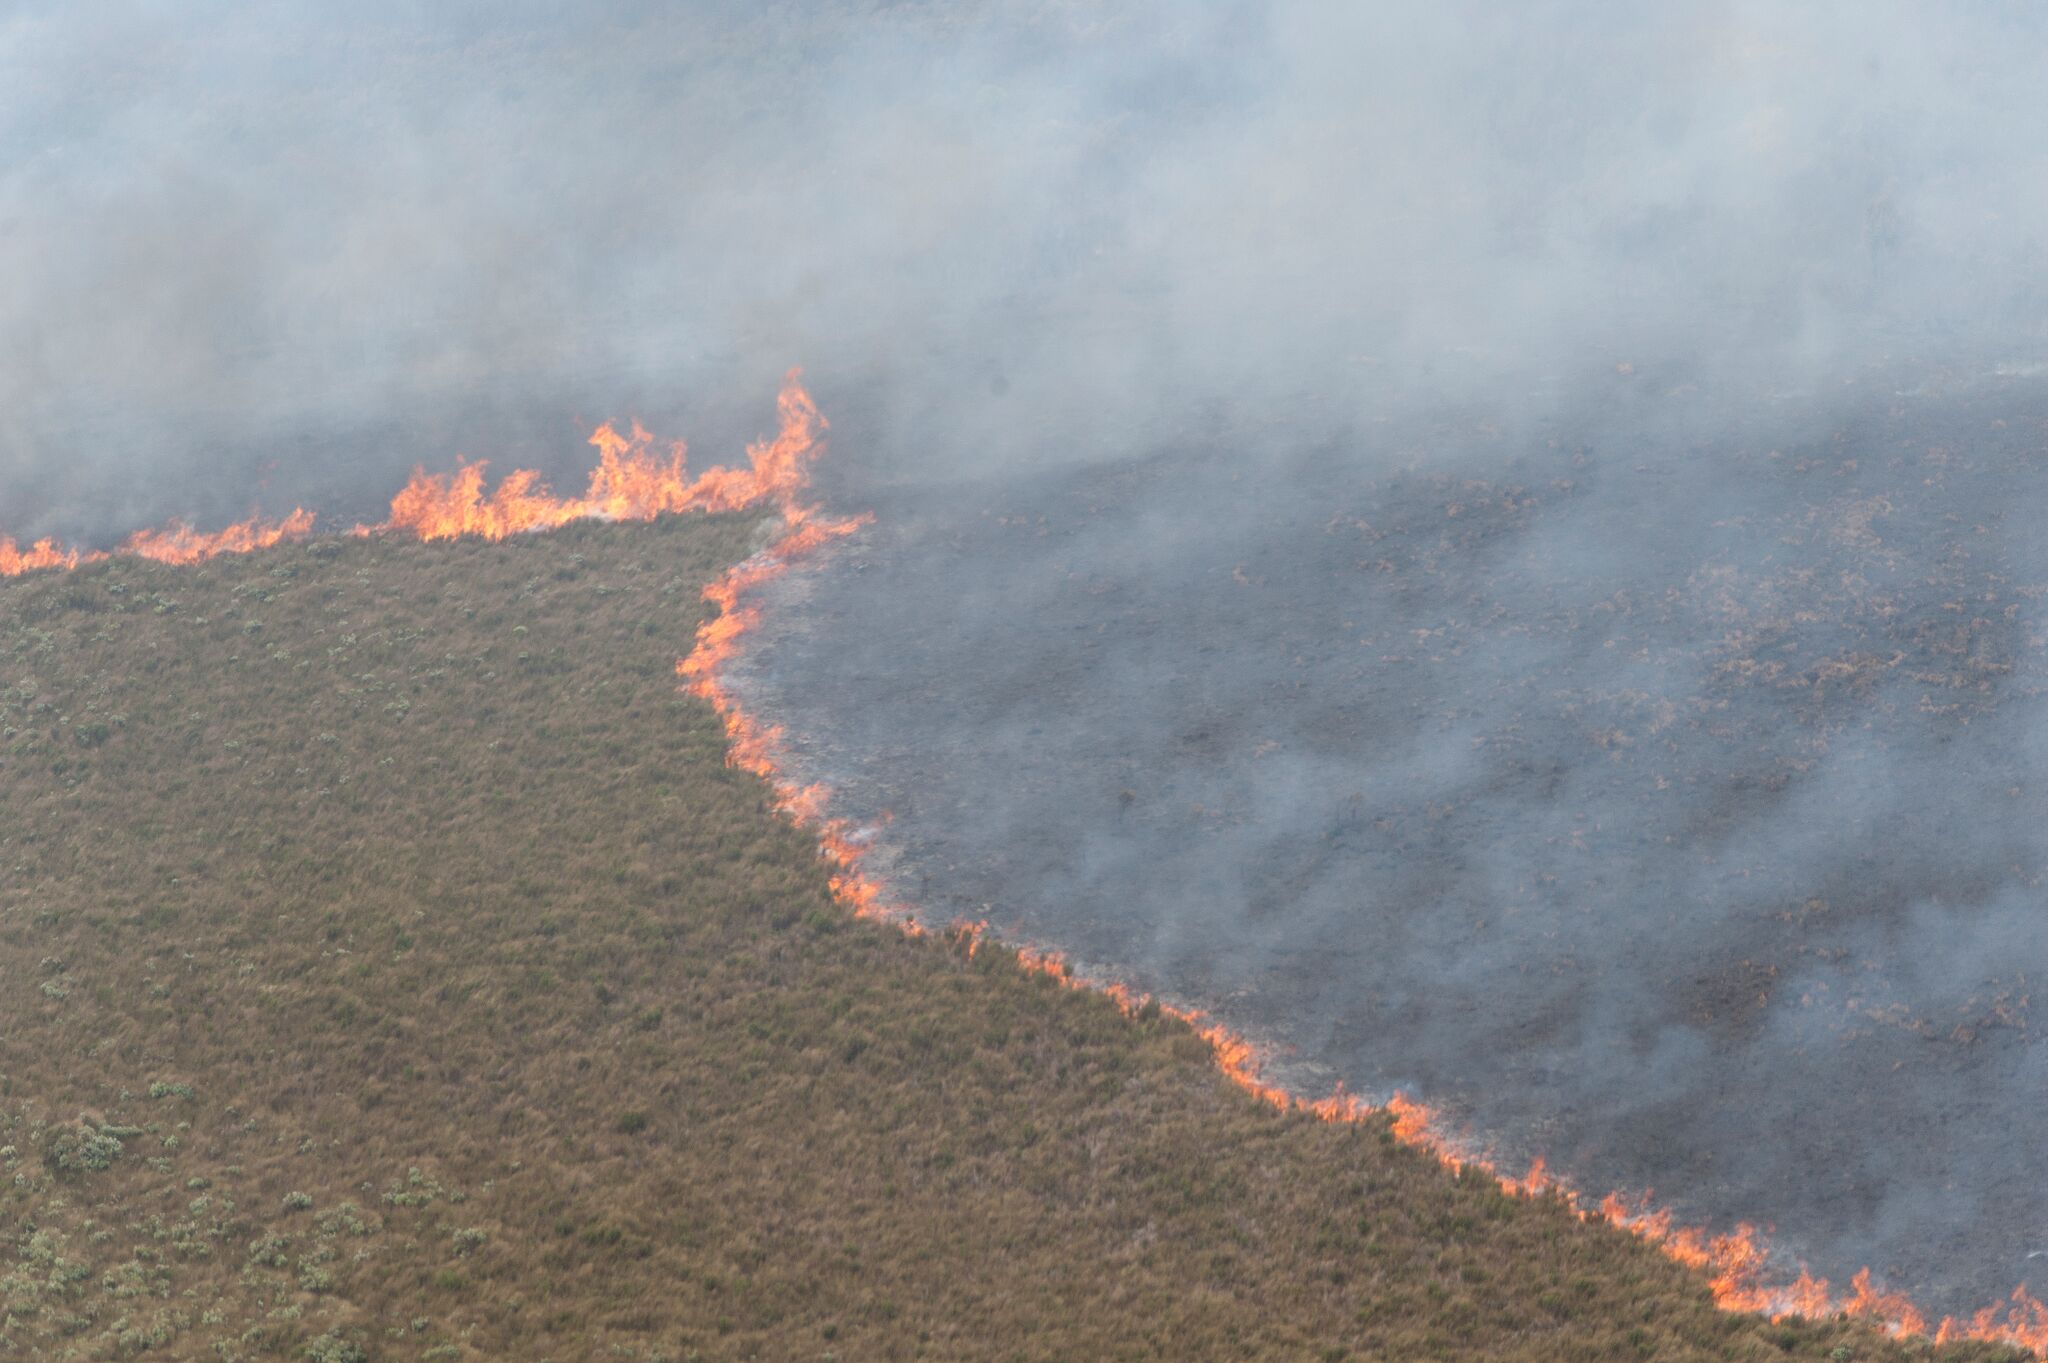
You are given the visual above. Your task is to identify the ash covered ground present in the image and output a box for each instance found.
[743,366,2048,1316]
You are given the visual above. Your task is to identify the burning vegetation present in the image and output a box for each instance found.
[2,509,316,577]
[2,371,830,575]
[0,376,2042,1358]
[726,373,2048,1338]
[374,375,834,543]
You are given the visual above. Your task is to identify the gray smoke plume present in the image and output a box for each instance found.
[9,0,2048,1319]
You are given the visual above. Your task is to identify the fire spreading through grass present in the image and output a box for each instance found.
[3,373,2044,1353]
[951,941,2047,1350]
[1,508,317,576]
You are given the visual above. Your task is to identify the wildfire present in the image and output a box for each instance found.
[0,537,79,576]
[1,509,316,579]
[678,475,2048,1352]
[377,376,827,542]
[951,925,1955,1331]
[669,383,883,922]
[7,368,2048,1354]
[123,508,316,566]
[1,370,829,577]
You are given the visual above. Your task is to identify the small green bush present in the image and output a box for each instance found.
[302,1332,365,1363]
[44,1120,123,1173]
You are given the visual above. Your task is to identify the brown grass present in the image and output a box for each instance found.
[0,514,2023,1362]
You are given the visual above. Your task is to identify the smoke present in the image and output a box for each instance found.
[744,372,2048,1313]
[9,0,2048,1317]
[10,2,2048,527]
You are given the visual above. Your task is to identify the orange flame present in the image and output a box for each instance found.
[676,474,2048,1352]
[378,376,827,542]
[0,536,80,576]
[1,509,314,578]
[123,508,316,565]
[7,370,2048,1353]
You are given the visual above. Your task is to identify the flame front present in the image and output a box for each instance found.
[123,508,317,565]
[0,537,80,576]
[1,509,315,579]
[379,377,827,541]
[1,373,828,576]
[7,371,2048,1354]
[670,381,883,922]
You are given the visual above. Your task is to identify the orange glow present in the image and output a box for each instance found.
[7,369,2048,1353]
[0,536,81,576]
[379,374,827,542]
[668,374,885,924]
[663,381,2048,1349]
[1935,1287,2048,1352]
[1,509,313,578]
[123,508,315,565]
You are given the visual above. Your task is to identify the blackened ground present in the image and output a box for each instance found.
[742,365,2048,1318]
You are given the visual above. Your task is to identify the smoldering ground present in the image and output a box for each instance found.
[8,0,2048,1317]
[748,371,2048,1313]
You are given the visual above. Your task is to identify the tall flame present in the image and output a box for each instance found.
[6,369,2048,1353]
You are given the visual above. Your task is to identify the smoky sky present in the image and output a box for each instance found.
[7,1,2048,535]
[11,0,2048,1321]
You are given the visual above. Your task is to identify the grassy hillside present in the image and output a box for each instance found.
[0,514,2018,1362]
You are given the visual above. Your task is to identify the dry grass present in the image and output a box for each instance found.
[0,514,2022,1362]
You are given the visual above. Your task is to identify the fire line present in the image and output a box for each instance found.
[4,372,2043,1352]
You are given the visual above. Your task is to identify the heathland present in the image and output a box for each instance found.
[0,513,2022,1362]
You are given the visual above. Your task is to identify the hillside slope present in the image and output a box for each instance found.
[0,516,2014,1362]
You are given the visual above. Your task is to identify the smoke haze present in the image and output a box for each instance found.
[9,0,2048,1315]
[12,2,2048,527]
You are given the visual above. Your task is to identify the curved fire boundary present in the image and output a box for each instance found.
[673,420,2048,1358]
[3,372,2041,1350]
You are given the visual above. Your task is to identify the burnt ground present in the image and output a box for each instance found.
[741,365,2048,1318]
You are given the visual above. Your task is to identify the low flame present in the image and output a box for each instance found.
[123,508,317,566]
[6,370,2047,1353]
[669,385,882,920]
[676,455,2048,1354]
[1,371,827,576]
[377,376,826,542]
[996,930,2048,1346]
[2,509,315,578]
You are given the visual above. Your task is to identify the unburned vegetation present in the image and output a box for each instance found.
[0,515,2021,1362]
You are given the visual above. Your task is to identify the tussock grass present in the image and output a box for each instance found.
[0,516,2019,1362]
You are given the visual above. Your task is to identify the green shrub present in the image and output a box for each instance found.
[302,1332,365,1363]
[43,1120,123,1173]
